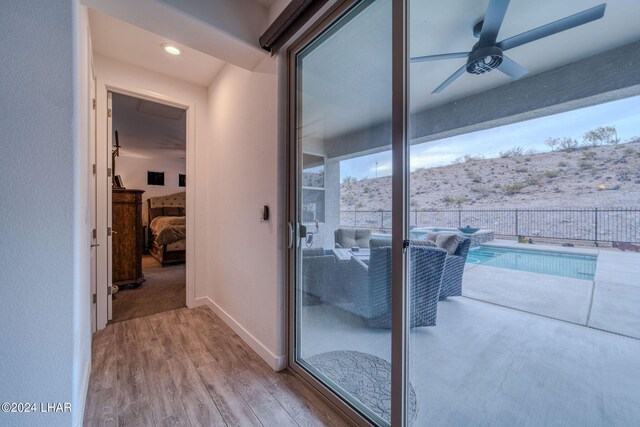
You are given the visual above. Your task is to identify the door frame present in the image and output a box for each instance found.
[95,78,197,330]
[285,0,409,425]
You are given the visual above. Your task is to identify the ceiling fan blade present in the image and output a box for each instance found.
[411,52,469,64]
[432,65,467,94]
[497,55,529,79]
[478,0,511,47]
[498,3,606,51]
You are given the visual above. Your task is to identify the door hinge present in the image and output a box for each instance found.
[92,164,96,175]
[107,227,112,236]
[107,286,112,296]
[107,108,112,117]
[107,168,112,177]
[402,239,410,253]
[92,293,97,304]
[92,228,97,240]
[92,98,96,110]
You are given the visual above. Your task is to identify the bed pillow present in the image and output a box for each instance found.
[149,207,164,220]
[164,207,183,216]
[435,233,460,255]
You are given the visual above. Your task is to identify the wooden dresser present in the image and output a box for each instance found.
[112,189,145,287]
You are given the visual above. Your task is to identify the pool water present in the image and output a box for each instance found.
[467,246,597,280]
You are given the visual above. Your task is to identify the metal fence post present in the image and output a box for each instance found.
[515,208,519,237]
[458,209,462,228]
[354,211,357,228]
[594,208,598,244]
[381,211,384,231]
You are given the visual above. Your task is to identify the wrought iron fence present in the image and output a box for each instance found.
[340,208,640,243]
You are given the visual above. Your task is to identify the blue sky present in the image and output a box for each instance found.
[340,95,640,181]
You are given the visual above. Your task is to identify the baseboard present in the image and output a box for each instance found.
[193,296,286,371]
[74,358,91,427]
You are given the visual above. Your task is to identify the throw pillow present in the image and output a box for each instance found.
[435,233,460,255]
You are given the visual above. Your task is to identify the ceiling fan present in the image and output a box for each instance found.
[411,0,607,94]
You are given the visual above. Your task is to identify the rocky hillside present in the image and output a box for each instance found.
[341,141,640,211]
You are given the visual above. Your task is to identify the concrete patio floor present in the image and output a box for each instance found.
[463,241,640,339]
[300,297,640,426]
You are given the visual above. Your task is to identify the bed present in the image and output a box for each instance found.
[147,192,186,266]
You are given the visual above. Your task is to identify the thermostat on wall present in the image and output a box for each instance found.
[260,205,269,222]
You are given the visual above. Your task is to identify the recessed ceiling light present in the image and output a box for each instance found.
[163,44,182,56]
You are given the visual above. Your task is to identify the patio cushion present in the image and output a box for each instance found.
[336,228,372,248]
[435,233,460,255]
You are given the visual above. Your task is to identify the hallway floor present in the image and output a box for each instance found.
[84,306,350,426]
[111,256,185,323]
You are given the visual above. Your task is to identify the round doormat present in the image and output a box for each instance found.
[307,350,417,422]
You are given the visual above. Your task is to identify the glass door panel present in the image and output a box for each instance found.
[408,0,640,425]
[294,0,394,424]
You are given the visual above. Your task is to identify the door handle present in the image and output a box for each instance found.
[288,223,294,249]
[91,243,100,247]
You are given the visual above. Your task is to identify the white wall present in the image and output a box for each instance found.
[117,155,186,224]
[94,54,209,299]
[205,56,286,369]
[0,1,91,426]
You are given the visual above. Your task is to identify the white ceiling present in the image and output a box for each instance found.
[112,93,186,160]
[89,9,226,87]
[300,0,640,140]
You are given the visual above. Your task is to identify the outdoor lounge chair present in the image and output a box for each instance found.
[301,248,336,305]
[438,237,471,299]
[370,236,471,300]
[346,239,447,328]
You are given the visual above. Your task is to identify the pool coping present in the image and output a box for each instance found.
[480,239,599,256]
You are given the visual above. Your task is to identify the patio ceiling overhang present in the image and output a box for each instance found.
[324,39,640,160]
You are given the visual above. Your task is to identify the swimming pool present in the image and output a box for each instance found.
[466,246,597,280]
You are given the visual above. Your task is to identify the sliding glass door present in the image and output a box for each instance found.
[290,0,640,426]
[291,0,396,424]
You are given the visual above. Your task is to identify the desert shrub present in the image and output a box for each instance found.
[546,137,579,152]
[502,182,527,194]
[583,126,619,147]
[499,146,525,158]
[514,167,528,173]
[442,195,468,206]
[470,184,491,193]
[342,194,356,206]
[580,150,597,160]
[544,169,559,178]
[342,176,357,185]
[578,159,593,170]
[525,174,541,186]
[494,183,502,189]
[623,147,635,155]
[558,161,568,167]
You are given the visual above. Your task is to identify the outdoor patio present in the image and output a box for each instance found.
[301,288,640,426]
[299,240,640,425]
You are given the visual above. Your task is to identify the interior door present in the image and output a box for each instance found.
[89,72,97,332]
[106,91,113,321]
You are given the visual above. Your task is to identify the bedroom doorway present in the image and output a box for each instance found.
[104,91,188,324]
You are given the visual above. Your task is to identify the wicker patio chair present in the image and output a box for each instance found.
[348,241,447,328]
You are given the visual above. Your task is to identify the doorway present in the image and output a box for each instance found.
[94,80,196,329]
[107,92,187,323]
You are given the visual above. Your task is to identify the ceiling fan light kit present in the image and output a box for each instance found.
[411,1,607,93]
